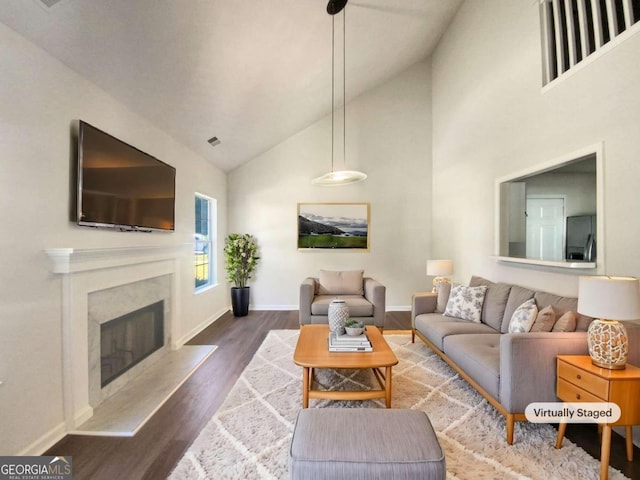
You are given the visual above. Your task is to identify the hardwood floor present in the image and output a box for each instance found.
[45,310,640,479]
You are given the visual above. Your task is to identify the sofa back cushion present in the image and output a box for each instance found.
[318,270,364,296]
[501,285,536,333]
[469,276,512,331]
[533,291,592,331]
[436,282,452,313]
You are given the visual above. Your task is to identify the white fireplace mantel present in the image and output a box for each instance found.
[45,244,190,431]
[46,244,190,274]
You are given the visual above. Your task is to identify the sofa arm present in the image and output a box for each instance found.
[364,278,386,329]
[499,332,589,412]
[411,293,437,326]
[299,278,317,325]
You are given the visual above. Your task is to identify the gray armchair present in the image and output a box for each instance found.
[299,270,386,329]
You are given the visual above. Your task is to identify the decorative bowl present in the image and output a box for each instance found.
[345,326,365,336]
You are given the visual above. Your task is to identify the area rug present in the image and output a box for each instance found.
[169,330,628,480]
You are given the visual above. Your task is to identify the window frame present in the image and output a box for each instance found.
[194,193,217,293]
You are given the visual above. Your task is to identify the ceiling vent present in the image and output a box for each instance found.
[36,0,66,9]
[207,136,221,147]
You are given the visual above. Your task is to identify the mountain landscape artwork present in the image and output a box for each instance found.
[297,203,369,250]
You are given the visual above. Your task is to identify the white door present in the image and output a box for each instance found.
[526,197,564,261]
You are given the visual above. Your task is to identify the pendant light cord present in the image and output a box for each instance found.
[331,14,335,173]
[343,6,346,170]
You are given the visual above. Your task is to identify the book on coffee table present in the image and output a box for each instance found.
[328,331,372,352]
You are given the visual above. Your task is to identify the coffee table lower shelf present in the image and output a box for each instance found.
[302,365,393,408]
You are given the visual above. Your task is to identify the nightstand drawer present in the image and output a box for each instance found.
[558,360,609,399]
[557,378,604,403]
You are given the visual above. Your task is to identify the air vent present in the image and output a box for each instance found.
[207,136,221,147]
[38,0,64,8]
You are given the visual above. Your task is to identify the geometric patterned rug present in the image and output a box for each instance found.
[169,330,628,480]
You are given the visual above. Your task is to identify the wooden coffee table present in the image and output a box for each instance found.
[293,325,398,408]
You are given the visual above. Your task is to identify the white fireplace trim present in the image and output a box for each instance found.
[45,244,189,430]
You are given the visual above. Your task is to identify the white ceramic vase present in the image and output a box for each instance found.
[328,299,349,335]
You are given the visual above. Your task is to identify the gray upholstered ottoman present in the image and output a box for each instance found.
[289,408,445,480]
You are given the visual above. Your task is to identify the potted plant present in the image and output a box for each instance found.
[223,233,260,317]
[344,318,365,336]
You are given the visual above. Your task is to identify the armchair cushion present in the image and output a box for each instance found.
[311,295,374,317]
[318,270,364,296]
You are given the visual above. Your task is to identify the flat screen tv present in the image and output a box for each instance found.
[77,121,176,232]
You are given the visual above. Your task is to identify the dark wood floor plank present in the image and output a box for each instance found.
[44,310,639,479]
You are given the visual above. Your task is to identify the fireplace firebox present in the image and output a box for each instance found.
[100,301,164,387]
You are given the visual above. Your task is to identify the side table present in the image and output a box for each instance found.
[555,355,640,480]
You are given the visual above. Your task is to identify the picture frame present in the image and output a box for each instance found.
[297,203,370,250]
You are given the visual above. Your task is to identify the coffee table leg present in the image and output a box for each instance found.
[302,367,309,408]
[385,366,392,408]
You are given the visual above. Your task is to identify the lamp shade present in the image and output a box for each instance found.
[577,276,640,320]
[426,260,454,277]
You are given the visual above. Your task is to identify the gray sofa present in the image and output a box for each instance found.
[299,271,386,329]
[412,275,592,445]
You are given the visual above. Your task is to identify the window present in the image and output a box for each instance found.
[540,0,640,85]
[195,194,217,291]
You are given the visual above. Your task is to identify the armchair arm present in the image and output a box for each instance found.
[364,278,386,329]
[499,332,589,412]
[299,278,317,325]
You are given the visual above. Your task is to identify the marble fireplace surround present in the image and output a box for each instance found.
[46,245,188,430]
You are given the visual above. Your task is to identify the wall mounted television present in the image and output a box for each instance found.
[77,121,176,232]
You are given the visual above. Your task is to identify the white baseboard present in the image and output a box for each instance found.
[175,306,228,347]
[17,421,67,456]
[251,305,298,311]
[251,305,411,312]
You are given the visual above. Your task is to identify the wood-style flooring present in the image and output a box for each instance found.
[46,310,640,479]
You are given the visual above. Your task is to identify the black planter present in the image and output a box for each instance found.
[231,286,250,317]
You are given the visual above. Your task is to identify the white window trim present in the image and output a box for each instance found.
[194,192,217,293]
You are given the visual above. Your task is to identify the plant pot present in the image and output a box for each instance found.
[231,286,250,317]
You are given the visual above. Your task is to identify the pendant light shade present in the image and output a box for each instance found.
[313,0,366,187]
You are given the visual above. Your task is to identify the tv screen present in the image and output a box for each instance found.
[77,121,176,232]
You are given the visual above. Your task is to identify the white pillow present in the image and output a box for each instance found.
[508,298,538,333]
[443,285,487,323]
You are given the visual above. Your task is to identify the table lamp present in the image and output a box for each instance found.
[426,260,453,293]
[577,275,640,370]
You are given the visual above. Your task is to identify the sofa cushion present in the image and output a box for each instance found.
[508,299,538,333]
[534,291,591,331]
[436,282,452,313]
[444,285,487,323]
[530,305,557,332]
[552,311,577,332]
[443,333,501,401]
[482,284,512,331]
[501,285,536,333]
[318,270,364,296]
[311,295,373,317]
[414,313,497,351]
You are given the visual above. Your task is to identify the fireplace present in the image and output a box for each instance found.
[101,301,164,387]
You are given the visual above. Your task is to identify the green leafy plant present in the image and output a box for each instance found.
[223,233,260,288]
[344,318,364,328]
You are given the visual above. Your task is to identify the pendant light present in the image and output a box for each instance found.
[312,0,367,186]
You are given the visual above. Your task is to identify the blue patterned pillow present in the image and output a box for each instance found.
[508,298,538,333]
[443,285,488,323]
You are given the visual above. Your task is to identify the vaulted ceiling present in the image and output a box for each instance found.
[0,0,463,171]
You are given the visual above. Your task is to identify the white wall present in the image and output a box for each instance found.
[0,22,228,455]
[432,0,640,296]
[227,61,433,309]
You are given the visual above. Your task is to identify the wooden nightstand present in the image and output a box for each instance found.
[555,355,640,480]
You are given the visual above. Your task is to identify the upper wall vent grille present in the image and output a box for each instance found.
[540,0,640,85]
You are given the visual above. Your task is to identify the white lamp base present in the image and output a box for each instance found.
[587,318,628,370]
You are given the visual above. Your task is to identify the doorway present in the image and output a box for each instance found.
[525,196,565,261]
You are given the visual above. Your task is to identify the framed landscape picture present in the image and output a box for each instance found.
[297,203,370,250]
